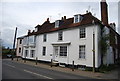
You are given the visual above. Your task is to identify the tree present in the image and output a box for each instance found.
[100,27,110,65]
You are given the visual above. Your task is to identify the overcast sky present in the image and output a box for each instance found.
[0,0,119,48]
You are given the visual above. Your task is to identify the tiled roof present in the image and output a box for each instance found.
[34,12,101,35]
[26,12,101,36]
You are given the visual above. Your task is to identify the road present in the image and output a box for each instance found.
[2,59,92,80]
[2,59,116,81]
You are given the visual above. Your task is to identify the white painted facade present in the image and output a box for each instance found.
[22,24,103,68]
[22,35,36,60]
[16,38,23,57]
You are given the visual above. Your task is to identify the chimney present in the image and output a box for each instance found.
[64,16,66,20]
[61,17,64,20]
[100,0,108,25]
[28,30,31,35]
[47,18,49,21]
[110,23,116,30]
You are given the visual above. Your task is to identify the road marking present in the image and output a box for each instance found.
[23,69,53,79]
[3,64,16,68]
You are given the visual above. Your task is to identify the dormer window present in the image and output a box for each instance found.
[55,20,60,28]
[35,27,38,32]
[74,14,83,23]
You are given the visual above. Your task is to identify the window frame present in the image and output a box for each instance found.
[25,50,28,57]
[43,34,47,42]
[20,39,22,44]
[79,45,86,59]
[80,27,86,38]
[55,20,60,28]
[30,50,35,58]
[19,47,21,53]
[74,15,79,23]
[42,47,46,56]
[59,46,67,57]
[58,31,63,41]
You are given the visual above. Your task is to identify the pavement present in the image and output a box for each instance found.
[5,58,119,79]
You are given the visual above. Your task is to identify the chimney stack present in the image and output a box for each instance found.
[28,30,31,35]
[101,0,108,25]
[64,16,66,20]
[47,18,49,22]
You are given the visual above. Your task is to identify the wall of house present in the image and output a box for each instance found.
[34,25,101,68]
[103,26,114,65]
[22,36,36,59]
[16,39,23,57]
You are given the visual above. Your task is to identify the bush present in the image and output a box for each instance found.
[98,64,115,73]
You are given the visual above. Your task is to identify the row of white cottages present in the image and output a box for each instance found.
[16,13,119,68]
[16,1,120,68]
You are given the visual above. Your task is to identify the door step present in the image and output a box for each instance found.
[52,60,59,66]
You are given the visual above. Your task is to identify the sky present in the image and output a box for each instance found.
[0,0,119,48]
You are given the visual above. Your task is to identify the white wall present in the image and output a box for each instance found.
[35,25,101,68]
[16,39,23,57]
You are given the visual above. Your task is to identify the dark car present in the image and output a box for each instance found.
[7,54,12,58]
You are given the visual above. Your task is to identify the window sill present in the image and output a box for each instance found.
[78,58,86,60]
[57,40,63,42]
[79,38,86,40]
[59,56,67,58]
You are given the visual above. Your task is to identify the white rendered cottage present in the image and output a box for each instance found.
[16,0,120,69]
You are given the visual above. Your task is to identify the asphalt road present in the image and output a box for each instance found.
[2,59,92,79]
[2,59,116,81]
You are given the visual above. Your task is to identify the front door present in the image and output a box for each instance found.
[53,46,59,61]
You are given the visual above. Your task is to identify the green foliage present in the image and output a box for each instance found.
[98,64,116,73]
[85,67,93,71]
[100,28,110,56]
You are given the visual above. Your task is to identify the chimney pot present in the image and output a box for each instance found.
[28,30,31,35]
[61,17,64,20]
[47,18,49,21]
[64,16,66,20]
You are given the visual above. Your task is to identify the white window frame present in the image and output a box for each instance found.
[55,20,60,28]
[19,47,21,53]
[25,50,28,57]
[79,45,86,59]
[42,47,46,56]
[74,14,83,23]
[80,27,86,38]
[20,39,22,44]
[59,46,67,57]
[43,34,47,42]
[74,15,79,23]
[58,31,63,41]
[30,50,35,58]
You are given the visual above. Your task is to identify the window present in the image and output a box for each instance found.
[55,20,60,28]
[43,34,47,42]
[29,36,35,44]
[19,48,21,53]
[25,50,28,57]
[79,45,85,59]
[60,46,67,56]
[74,15,83,23]
[74,15,79,23]
[20,39,22,44]
[42,47,46,56]
[30,50,35,58]
[80,28,86,38]
[58,31,63,40]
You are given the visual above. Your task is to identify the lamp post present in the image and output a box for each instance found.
[92,20,95,72]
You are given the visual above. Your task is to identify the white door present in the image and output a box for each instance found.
[53,46,59,61]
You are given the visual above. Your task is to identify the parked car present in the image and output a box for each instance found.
[7,54,12,58]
